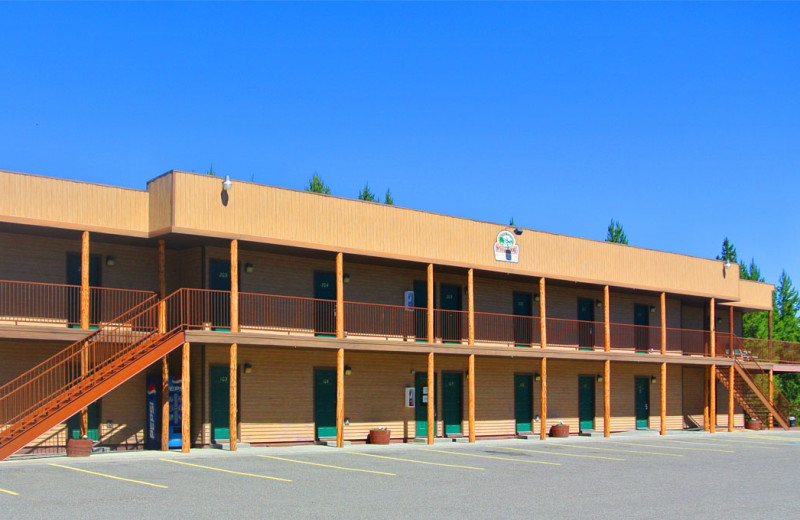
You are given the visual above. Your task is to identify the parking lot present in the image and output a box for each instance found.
[2,430,799,519]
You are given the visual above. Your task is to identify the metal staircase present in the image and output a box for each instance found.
[0,292,186,461]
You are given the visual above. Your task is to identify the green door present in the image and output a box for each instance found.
[66,252,101,327]
[413,281,428,342]
[439,284,462,343]
[442,372,463,436]
[67,401,100,440]
[210,365,230,441]
[314,272,336,337]
[314,368,337,439]
[209,259,232,330]
[634,304,649,353]
[578,375,595,432]
[577,298,595,350]
[635,377,650,429]
[513,292,533,347]
[414,372,436,437]
[514,374,533,433]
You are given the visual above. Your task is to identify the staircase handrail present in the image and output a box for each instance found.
[731,337,791,428]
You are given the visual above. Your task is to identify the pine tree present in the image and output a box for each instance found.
[306,174,331,194]
[384,188,394,205]
[606,219,628,244]
[715,237,738,265]
[358,183,377,202]
[773,271,800,342]
[741,258,769,338]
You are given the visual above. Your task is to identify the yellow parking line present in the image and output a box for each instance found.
[349,452,484,470]
[743,434,800,442]
[257,455,395,476]
[160,458,291,482]
[565,444,682,457]
[663,439,776,450]
[0,488,19,496]
[49,463,167,488]
[421,448,560,466]
[719,439,783,448]
[611,441,734,453]
[498,446,625,461]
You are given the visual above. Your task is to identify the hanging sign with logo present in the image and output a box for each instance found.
[494,230,520,263]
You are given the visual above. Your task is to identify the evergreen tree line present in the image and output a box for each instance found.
[305,174,393,205]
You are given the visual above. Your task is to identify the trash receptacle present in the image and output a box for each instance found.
[789,416,796,427]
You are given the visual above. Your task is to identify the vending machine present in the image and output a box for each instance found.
[145,375,183,449]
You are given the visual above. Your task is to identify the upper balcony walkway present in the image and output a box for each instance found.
[1,280,797,366]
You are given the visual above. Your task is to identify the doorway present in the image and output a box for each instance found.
[634,304,650,353]
[314,368,337,439]
[514,374,533,433]
[66,252,101,327]
[577,298,595,350]
[413,281,427,341]
[513,292,533,347]
[67,401,100,441]
[578,375,595,431]
[313,272,336,336]
[439,284,462,343]
[635,376,650,429]
[441,372,463,436]
[414,372,436,437]
[210,365,230,441]
[209,259,232,330]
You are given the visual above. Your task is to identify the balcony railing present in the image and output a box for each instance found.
[0,280,156,328]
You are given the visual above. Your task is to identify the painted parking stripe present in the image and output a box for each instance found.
[49,463,167,488]
[743,434,800,442]
[564,444,682,457]
[497,446,625,461]
[257,455,395,476]
[611,441,734,453]
[661,439,776,450]
[720,438,787,448]
[160,458,291,482]
[0,488,19,496]
[349,452,484,470]
[421,448,560,466]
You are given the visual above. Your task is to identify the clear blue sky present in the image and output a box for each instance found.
[1,2,797,288]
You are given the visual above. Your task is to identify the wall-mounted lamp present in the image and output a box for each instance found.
[410,369,416,375]
[222,175,232,191]
[596,300,603,308]
[514,227,523,236]
[244,363,253,374]
[106,256,115,267]
[596,374,604,383]
[650,376,657,384]
[245,263,254,274]
[650,305,656,313]
[344,365,352,376]
[534,373,541,381]
[724,259,732,269]
[534,294,540,302]
[106,419,113,429]
[343,274,351,284]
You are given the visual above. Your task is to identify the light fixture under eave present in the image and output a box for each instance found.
[344,365,352,376]
[650,376,657,384]
[514,227,523,236]
[724,259,732,269]
[105,256,115,267]
[244,363,253,374]
[245,263,254,274]
[222,175,232,191]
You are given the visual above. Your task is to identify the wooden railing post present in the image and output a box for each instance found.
[660,292,667,355]
[539,357,547,440]
[336,348,344,447]
[467,269,474,346]
[229,343,238,451]
[231,240,239,333]
[728,365,734,432]
[427,352,435,444]
[603,286,610,352]
[181,341,190,453]
[604,359,610,438]
[468,353,475,443]
[660,362,667,435]
[336,253,344,339]
[427,264,434,343]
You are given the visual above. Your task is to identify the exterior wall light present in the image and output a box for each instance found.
[514,227,523,236]
[596,374,604,383]
[222,175,232,191]
[343,274,350,284]
[244,363,253,374]
[344,365,352,376]
[245,263,254,274]
[596,300,603,308]
[650,305,656,313]
[534,294,540,302]
[106,256,115,267]
[724,259,732,269]
[534,373,541,381]
[650,376,657,384]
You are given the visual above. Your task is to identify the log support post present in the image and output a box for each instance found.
[703,368,709,431]
[729,306,735,357]
[660,363,667,436]
[603,286,610,352]
[768,369,774,430]
[768,310,774,360]
[660,292,667,355]
[181,342,190,453]
[728,364,735,432]
[336,253,344,339]
[709,363,716,433]
[468,354,475,443]
[427,264,434,343]
[231,240,239,333]
[467,269,474,346]
[540,357,548,440]
[604,359,611,438]
[161,357,169,451]
[539,278,547,349]
[427,352,435,444]
[336,348,345,447]
[79,231,90,437]
[229,343,238,451]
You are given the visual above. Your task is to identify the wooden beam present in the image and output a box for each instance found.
[709,298,716,357]
[709,363,716,433]
[660,292,667,355]
[728,364,734,432]
[427,352,435,444]
[467,269,474,346]
[336,348,344,447]
[80,230,89,438]
[161,356,169,451]
[427,264,434,343]
[703,367,709,431]
[181,342,190,453]
[230,240,239,333]
[660,362,666,436]
[468,353,475,442]
[539,357,548,440]
[229,343,238,451]
[768,369,774,430]
[336,253,344,339]
[539,278,547,349]
[604,359,610,438]
[603,286,610,352]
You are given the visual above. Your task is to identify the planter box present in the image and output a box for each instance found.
[66,438,93,457]
[368,429,391,444]
[745,420,763,431]
[549,424,569,438]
